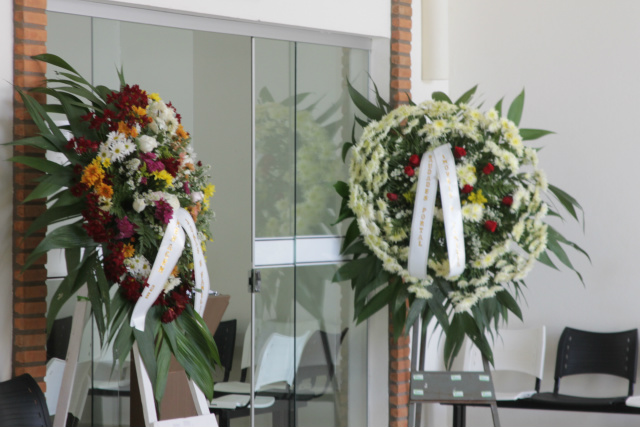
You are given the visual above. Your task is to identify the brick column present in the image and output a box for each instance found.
[389,1,412,426]
[13,0,48,390]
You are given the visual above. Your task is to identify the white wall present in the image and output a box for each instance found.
[93,0,389,39]
[0,0,13,382]
[412,1,640,426]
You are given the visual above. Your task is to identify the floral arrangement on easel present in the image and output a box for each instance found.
[8,54,219,403]
[334,83,588,366]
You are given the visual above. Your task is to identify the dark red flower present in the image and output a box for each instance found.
[462,184,474,194]
[408,154,420,167]
[483,163,495,175]
[104,242,127,282]
[161,157,181,177]
[404,166,415,177]
[502,196,513,206]
[154,199,174,224]
[161,308,178,323]
[484,220,498,233]
[387,192,399,201]
[120,275,146,302]
[453,146,467,159]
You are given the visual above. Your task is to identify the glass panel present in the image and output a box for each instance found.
[254,38,296,239]
[294,265,367,427]
[295,43,369,237]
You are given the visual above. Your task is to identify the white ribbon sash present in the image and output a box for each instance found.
[130,207,210,331]
[407,144,465,279]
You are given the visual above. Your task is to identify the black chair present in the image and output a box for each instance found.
[501,327,640,413]
[0,374,51,427]
[214,319,237,382]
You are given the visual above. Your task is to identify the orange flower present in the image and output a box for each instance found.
[176,124,189,140]
[95,183,114,199]
[188,202,201,221]
[117,121,139,138]
[122,243,135,258]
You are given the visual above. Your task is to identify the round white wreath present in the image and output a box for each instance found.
[347,100,549,312]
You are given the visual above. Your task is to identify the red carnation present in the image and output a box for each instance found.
[404,165,415,177]
[387,192,399,201]
[484,220,498,233]
[453,146,467,159]
[462,184,474,194]
[408,154,420,167]
[483,163,495,175]
[502,196,513,206]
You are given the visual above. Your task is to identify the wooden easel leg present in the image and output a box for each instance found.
[53,286,90,427]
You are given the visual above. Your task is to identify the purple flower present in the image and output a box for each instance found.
[154,199,174,224]
[140,152,165,173]
[116,216,136,239]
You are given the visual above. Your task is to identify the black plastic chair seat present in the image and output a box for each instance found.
[528,391,628,407]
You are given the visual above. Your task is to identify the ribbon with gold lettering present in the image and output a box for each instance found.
[407,143,465,279]
[130,207,210,331]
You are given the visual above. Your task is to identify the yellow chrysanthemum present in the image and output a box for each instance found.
[122,243,135,258]
[176,124,189,140]
[152,170,174,187]
[204,184,216,198]
[468,189,488,206]
[403,191,415,203]
[132,106,147,117]
[148,93,161,102]
[81,158,105,187]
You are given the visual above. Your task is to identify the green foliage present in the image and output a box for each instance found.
[6,54,220,404]
[334,82,588,368]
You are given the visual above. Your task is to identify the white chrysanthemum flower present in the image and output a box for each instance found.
[125,254,151,280]
[408,283,432,299]
[462,203,484,222]
[163,277,182,293]
[109,139,129,163]
[457,163,478,186]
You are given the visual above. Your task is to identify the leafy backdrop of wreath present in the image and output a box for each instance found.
[334,84,588,366]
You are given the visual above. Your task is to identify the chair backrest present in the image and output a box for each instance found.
[296,328,348,394]
[254,330,312,391]
[213,319,237,382]
[464,326,546,392]
[554,327,638,396]
[0,374,51,427]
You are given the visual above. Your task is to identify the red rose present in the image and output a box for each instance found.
[387,192,399,201]
[461,184,474,194]
[408,154,420,167]
[484,220,497,233]
[483,163,495,175]
[404,165,415,177]
[502,196,513,206]
[453,146,467,159]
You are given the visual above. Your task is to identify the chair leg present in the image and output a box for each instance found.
[453,404,466,427]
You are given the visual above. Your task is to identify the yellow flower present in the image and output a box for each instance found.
[132,106,147,117]
[204,184,216,198]
[81,159,105,187]
[203,184,216,212]
[152,170,174,187]
[403,191,415,203]
[468,189,488,206]
[176,124,189,140]
[122,244,135,258]
[148,93,161,102]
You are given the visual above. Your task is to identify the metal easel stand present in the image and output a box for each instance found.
[53,284,219,427]
[408,319,500,427]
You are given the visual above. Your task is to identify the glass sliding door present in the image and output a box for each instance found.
[47,10,369,427]
[254,39,369,427]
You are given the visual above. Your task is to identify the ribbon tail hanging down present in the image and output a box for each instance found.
[176,208,211,317]
[407,144,466,280]
[130,214,186,331]
[408,151,438,279]
[433,144,466,277]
